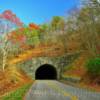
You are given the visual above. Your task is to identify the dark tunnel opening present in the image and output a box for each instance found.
[35,64,57,80]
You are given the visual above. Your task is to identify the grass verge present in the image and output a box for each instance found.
[0,82,33,100]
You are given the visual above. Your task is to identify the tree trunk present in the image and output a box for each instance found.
[2,37,8,72]
[2,48,7,71]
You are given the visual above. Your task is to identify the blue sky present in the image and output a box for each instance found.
[0,0,80,25]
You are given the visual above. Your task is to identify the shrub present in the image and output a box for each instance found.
[85,57,100,76]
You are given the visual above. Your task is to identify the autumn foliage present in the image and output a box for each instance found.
[0,10,23,27]
[29,23,39,30]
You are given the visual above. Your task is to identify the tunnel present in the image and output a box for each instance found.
[35,64,57,80]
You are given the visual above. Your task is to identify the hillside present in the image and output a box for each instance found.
[63,52,88,78]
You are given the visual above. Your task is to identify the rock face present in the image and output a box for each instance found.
[17,54,77,79]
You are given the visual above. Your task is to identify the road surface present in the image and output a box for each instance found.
[24,80,100,100]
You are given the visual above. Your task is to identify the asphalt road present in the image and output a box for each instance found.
[24,80,100,100]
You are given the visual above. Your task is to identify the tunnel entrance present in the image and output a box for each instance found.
[35,64,57,80]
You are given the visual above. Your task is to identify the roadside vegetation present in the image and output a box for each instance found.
[0,82,33,100]
[0,0,100,97]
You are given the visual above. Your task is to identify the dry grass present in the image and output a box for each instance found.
[0,68,32,96]
[63,52,88,77]
[63,52,100,92]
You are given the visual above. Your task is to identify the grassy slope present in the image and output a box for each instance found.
[0,67,32,96]
[63,52,88,78]
[0,82,33,100]
[62,52,100,92]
